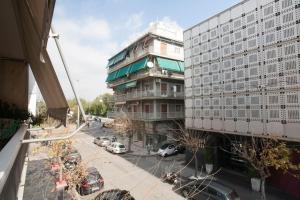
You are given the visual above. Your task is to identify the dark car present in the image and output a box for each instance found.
[63,149,82,169]
[95,189,135,200]
[173,178,240,200]
[61,148,80,160]
[77,167,104,195]
[175,144,185,154]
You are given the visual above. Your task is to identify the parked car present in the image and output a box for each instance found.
[173,178,240,200]
[77,167,104,196]
[103,122,113,128]
[175,144,186,154]
[158,143,177,157]
[62,149,81,169]
[94,136,111,147]
[61,148,80,160]
[94,137,102,145]
[95,189,135,200]
[106,142,126,154]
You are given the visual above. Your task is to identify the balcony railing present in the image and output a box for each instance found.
[114,89,184,102]
[107,111,184,120]
[108,67,184,88]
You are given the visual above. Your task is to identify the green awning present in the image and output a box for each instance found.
[107,50,127,68]
[129,57,148,73]
[156,57,183,72]
[115,65,131,79]
[106,70,118,82]
[115,81,137,91]
[178,61,184,72]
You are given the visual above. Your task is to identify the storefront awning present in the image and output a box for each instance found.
[156,57,184,72]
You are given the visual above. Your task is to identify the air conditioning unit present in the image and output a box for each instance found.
[155,78,161,83]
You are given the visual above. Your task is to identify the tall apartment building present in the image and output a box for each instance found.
[184,0,300,197]
[106,22,184,138]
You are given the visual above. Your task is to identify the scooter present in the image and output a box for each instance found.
[161,172,178,184]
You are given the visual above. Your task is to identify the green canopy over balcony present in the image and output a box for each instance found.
[106,70,118,82]
[115,64,131,79]
[115,80,137,91]
[156,57,184,72]
[129,57,148,73]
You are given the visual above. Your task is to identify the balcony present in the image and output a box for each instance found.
[107,111,184,121]
[108,67,184,88]
[113,89,184,102]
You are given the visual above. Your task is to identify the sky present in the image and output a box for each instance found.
[46,0,240,101]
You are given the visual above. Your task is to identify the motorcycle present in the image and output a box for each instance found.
[161,172,179,184]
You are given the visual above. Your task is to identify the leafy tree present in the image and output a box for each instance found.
[232,136,300,200]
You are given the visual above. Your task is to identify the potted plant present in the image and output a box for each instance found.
[247,166,261,192]
[204,148,213,174]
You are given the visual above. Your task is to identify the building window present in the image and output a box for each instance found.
[144,104,151,113]
[133,105,138,112]
[174,46,180,53]
[175,85,181,92]
[160,42,167,55]
[176,105,182,112]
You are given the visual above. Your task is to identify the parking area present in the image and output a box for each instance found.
[23,121,292,200]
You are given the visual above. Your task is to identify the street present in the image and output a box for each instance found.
[73,122,184,200]
[23,121,294,200]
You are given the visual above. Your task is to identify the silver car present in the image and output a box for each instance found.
[106,142,126,154]
[94,137,111,147]
[158,143,176,157]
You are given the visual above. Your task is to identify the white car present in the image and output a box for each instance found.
[158,143,176,157]
[100,137,111,147]
[94,136,111,147]
[106,142,126,154]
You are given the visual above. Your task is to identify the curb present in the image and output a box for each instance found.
[126,153,157,157]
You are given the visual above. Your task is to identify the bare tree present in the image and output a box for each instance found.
[113,117,143,152]
[231,136,300,200]
[174,122,207,178]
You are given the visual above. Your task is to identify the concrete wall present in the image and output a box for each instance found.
[0,60,28,110]
[0,127,29,200]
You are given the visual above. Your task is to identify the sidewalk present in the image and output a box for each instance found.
[178,165,294,200]
[127,141,157,157]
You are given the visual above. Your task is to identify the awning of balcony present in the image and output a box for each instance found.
[0,0,69,124]
[115,80,137,91]
[115,64,131,79]
[106,70,118,82]
[156,57,184,72]
[129,57,148,74]
[107,50,127,68]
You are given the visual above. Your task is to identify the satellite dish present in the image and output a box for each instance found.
[147,61,154,68]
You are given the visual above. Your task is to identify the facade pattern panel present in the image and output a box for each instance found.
[184,0,300,140]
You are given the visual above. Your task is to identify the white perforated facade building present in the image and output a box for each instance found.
[184,0,300,141]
